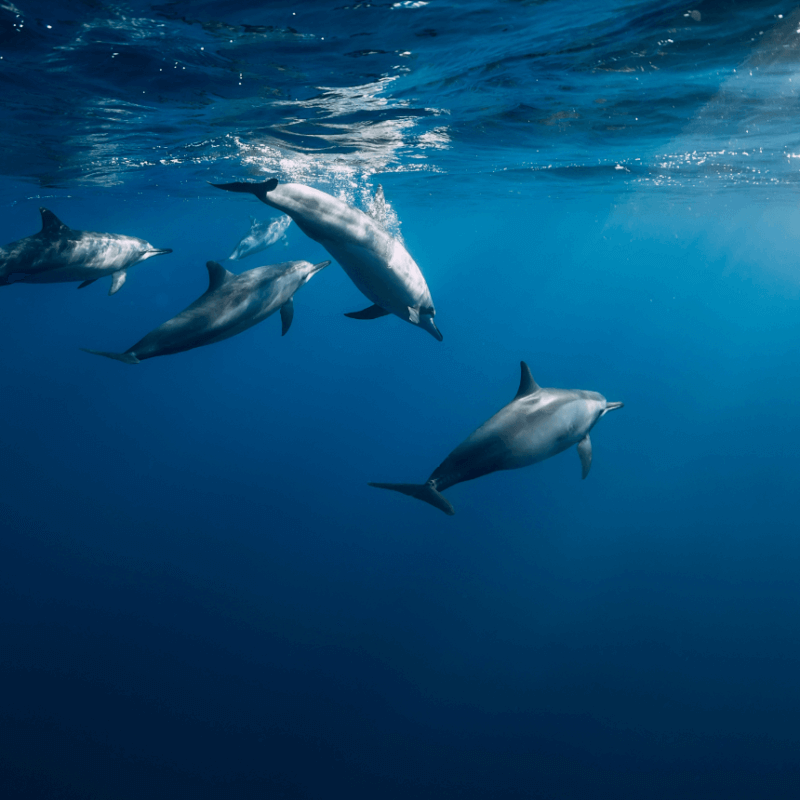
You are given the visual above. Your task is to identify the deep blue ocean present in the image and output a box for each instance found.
[3,1,800,797]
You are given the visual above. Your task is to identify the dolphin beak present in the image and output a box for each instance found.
[418,315,444,342]
[603,402,624,415]
[141,248,173,260]
[310,260,331,274]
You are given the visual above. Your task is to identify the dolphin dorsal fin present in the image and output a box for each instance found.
[515,361,541,399]
[206,260,234,292]
[39,207,69,237]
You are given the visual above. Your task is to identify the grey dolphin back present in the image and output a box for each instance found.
[210,179,279,204]
[368,481,455,516]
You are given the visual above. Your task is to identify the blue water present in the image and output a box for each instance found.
[2,1,800,797]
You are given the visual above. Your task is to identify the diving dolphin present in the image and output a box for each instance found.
[370,362,624,515]
[81,258,329,364]
[211,179,443,341]
[0,207,172,294]
[228,215,291,261]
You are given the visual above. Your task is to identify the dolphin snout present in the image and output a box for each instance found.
[418,314,443,342]
[604,401,624,413]
[149,248,173,256]
[310,260,331,274]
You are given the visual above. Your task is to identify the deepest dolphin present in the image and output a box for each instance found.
[0,207,172,294]
[370,362,624,515]
[228,215,291,261]
[81,258,329,364]
[211,179,443,341]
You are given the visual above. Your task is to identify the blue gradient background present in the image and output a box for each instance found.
[3,1,800,797]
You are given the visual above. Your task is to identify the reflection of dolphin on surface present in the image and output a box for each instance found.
[211,179,443,341]
[81,258,329,364]
[0,208,172,294]
[370,362,624,515]
[228,215,291,261]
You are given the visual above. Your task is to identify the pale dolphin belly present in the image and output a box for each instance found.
[431,397,595,490]
[320,237,427,320]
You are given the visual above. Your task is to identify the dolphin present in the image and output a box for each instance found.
[370,362,624,515]
[0,207,172,294]
[81,258,329,364]
[228,214,292,261]
[210,179,443,341]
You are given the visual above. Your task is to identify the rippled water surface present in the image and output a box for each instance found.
[2,2,800,798]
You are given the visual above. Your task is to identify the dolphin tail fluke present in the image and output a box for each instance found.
[80,348,140,365]
[368,481,455,516]
[209,179,279,204]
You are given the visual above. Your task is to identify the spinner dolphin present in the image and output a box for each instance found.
[0,207,172,294]
[211,179,442,341]
[228,215,291,261]
[81,258,329,364]
[370,362,624,515]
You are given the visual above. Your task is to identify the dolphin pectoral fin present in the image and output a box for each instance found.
[368,481,455,516]
[77,279,97,290]
[108,271,127,295]
[209,179,279,204]
[344,304,390,320]
[577,434,592,479]
[407,306,420,324]
[80,348,140,365]
[280,298,294,336]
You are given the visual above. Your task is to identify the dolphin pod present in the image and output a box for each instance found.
[0,208,172,294]
[81,258,329,364]
[4,182,623,515]
[369,362,624,515]
[211,179,444,341]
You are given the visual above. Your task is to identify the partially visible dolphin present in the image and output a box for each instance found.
[210,179,443,341]
[228,214,291,261]
[0,207,172,294]
[81,258,329,364]
[370,362,624,515]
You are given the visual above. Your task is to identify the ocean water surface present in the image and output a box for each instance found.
[2,1,800,797]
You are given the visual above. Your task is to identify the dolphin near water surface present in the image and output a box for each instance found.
[211,179,443,341]
[0,207,172,294]
[81,258,329,364]
[370,362,624,515]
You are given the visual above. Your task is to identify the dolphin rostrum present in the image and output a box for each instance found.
[81,258,329,364]
[370,362,624,515]
[228,215,291,261]
[0,207,172,294]
[210,179,443,341]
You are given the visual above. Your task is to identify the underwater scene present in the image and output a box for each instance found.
[2,0,800,797]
